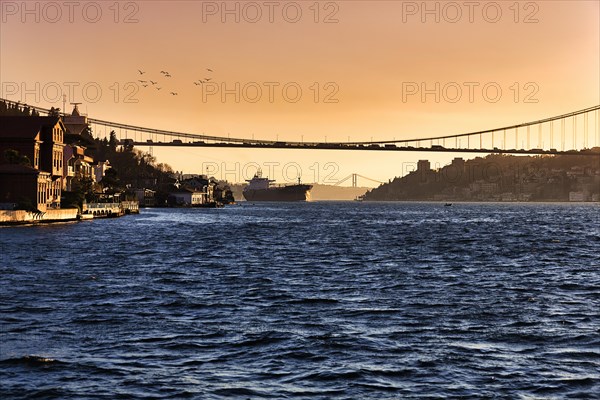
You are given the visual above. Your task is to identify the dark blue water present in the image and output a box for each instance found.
[1,202,599,399]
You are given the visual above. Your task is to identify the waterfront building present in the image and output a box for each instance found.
[168,188,206,206]
[63,145,95,191]
[569,191,587,202]
[180,175,214,203]
[62,104,95,190]
[0,164,51,211]
[135,188,157,207]
[0,117,45,169]
[0,116,66,209]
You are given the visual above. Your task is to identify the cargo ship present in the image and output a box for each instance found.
[243,170,312,202]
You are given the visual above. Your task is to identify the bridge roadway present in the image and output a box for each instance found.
[2,97,598,156]
[128,140,600,156]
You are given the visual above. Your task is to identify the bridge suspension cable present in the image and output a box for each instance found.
[334,173,384,187]
[1,98,598,153]
[352,105,600,145]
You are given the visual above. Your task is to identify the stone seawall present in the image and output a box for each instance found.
[0,209,79,225]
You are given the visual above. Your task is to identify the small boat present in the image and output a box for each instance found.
[444,203,453,207]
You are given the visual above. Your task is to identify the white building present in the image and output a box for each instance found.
[569,191,586,202]
[94,160,111,183]
[169,188,205,206]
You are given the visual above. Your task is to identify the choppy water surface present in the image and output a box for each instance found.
[1,202,599,399]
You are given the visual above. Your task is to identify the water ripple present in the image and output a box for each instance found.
[1,202,599,398]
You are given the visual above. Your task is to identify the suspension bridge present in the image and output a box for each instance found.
[2,98,600,156]
[334,174,384,187]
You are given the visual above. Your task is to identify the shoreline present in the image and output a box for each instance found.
[0,209,79,226]
[0,208,139,227]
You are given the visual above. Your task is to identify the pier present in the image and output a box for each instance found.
[83,201,140,218]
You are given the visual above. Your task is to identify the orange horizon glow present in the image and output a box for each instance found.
[1,0,598,185]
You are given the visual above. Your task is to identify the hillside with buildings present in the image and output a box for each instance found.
[0,101,234,214]
[2,101,597,209]
[364,152,600,202]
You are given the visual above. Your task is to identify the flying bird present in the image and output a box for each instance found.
[156,87,162,90]
[205,78,212,81]
[170,92,178,96]
[138,80,147,83]
[165,74,172,78]
[142,84,149,87]
[138,69,145,75]
[207,68,213,72]
[150,80,157,85]
[194,82,201,86]
[160,70,169,75]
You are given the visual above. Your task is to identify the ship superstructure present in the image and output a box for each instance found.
[243,170,312,202]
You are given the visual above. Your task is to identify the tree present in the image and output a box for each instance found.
[109,130,118,151]
[222,187,235,204]
[4,149,31,166]
[101,167,120,190]
[16,196,37,212]
[67,175,96,209]
[48,107,61,117]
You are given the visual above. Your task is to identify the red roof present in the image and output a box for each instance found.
[0,116,61,140]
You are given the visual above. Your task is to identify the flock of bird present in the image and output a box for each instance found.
[135,68,215,96]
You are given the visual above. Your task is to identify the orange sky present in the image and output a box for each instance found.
[1,0,599,185]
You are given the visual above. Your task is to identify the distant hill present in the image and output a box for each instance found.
[229,183,370,201]
[309,184,370,201]
[363,152,600,202]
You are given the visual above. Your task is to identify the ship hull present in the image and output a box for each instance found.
[243,184,312,202]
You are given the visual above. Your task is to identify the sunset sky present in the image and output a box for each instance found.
[1,1,598,185]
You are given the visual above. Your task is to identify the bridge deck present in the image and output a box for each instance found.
[129,141,600,156]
